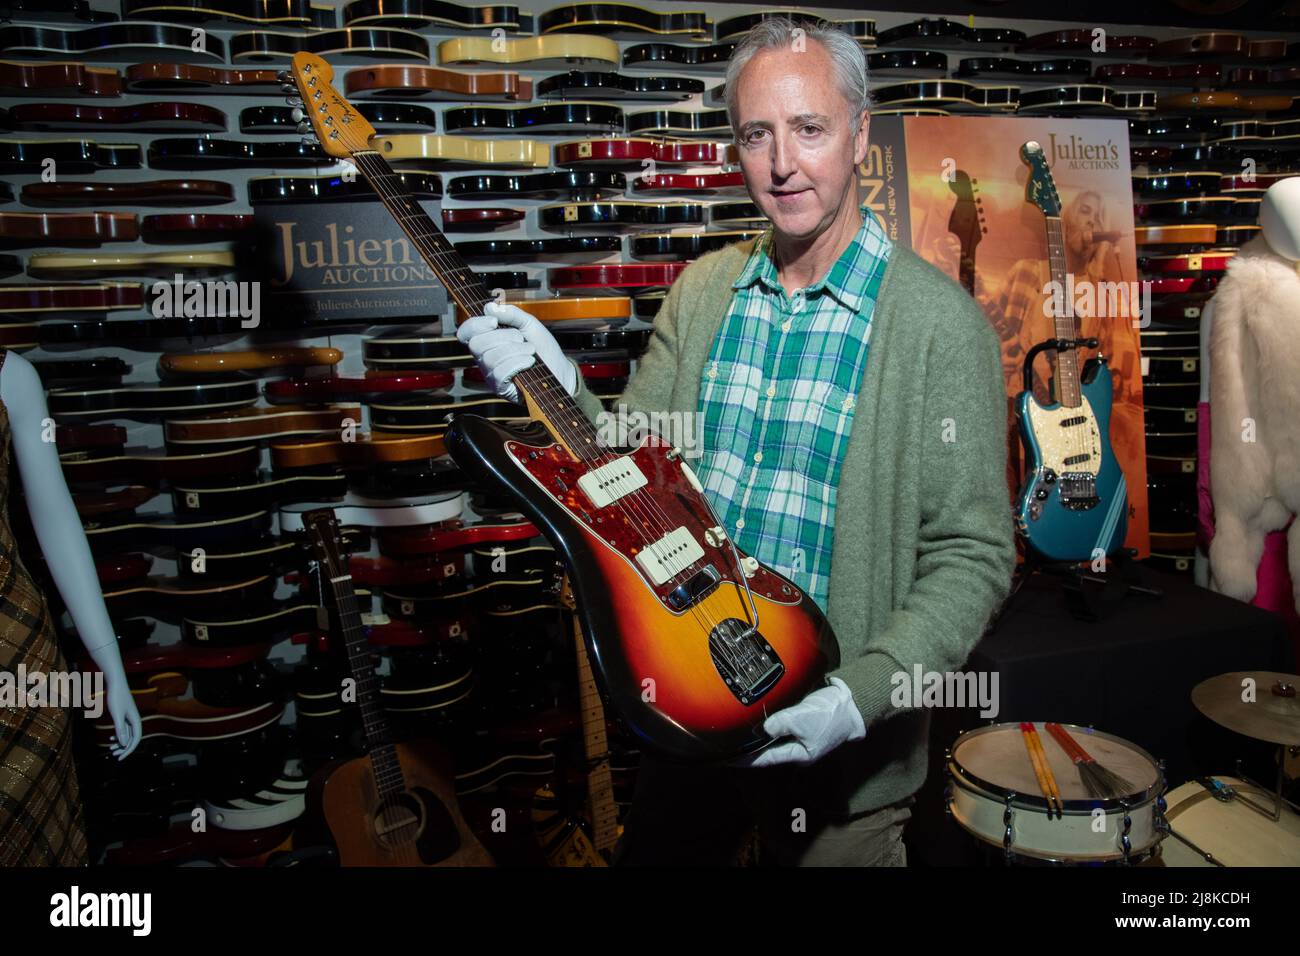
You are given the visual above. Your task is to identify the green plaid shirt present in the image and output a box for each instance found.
[694,204,892,610]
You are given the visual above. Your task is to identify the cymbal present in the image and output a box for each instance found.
[1192,671,1300,746]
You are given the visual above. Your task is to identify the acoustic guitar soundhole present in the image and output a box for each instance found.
[372,788,461,864]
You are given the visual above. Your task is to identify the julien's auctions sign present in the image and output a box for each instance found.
[254,199,448,323]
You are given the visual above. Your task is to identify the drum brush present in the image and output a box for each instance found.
[1045,723,1135,799]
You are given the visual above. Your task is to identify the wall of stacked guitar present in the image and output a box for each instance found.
[2,0,1296,864]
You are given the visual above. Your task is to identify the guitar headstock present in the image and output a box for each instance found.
[302,508,346,579]
[1020,140,1061,218]
[946,169,987,250]
[281,52,375,159]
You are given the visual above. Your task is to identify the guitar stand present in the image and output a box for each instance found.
[1018,548,1164,623]
[1021,336,1099,393]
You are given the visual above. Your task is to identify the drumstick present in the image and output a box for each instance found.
[1045,722,1135,798]
[1024,722,1063,817]
[1019,722,1061,818]
[1029,724,1063,817]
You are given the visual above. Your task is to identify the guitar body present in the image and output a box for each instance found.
[446,414,839,762]
[531,784,610,867]
[314,739,493,867]
[1015,357,1129,561]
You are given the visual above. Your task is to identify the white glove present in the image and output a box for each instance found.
[456,301,578,404]
[735,677,866,767]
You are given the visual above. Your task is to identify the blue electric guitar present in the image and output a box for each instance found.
[1014,141,1128,562]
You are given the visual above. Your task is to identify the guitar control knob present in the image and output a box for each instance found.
[1035,488,1049,500]
[704,526,727,547]
[740,556,759,578]
[1043,470,1056,484]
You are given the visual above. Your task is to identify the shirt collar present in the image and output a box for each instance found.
[732,203,887,315]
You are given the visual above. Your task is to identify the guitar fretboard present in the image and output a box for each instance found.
[351,148,608,462]
[327,571,405,799]
[1043,214,1082,409]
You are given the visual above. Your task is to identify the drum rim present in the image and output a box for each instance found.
[952,822,1165,865]
[948,721,1164,810]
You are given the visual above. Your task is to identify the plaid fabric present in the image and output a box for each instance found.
[0,354,88,867]
[693,204,892,610]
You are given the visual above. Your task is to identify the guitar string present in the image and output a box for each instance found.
[350,154,694,573]
[511,359,744,652]
[351,151,750,650]
[324,530,423,863]
[327,562,419,860]
[1046,215,1086,474]
[352,150,722,602]
[348,148,751,681]
[511,359,765,677]
[360,148,772,683]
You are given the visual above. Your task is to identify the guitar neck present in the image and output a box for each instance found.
[958,254,975,297]
[326,569,405,798]
[351,148,604,460]
[1043,214,1082,408]
[572,612,620,853]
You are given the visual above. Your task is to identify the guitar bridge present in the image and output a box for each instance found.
[1058,473,1099,510]
[708,618,784,706]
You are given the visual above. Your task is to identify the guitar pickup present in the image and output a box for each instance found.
[634,526,705,586]
[577,455,646,508]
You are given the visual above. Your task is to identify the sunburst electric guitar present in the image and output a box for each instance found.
[285,53,840,762]
[1014,141,1128,562]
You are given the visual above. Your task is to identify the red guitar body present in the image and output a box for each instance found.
[446,416,840,761]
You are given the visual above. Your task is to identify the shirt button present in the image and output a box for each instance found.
[766,383,776,398]
[736,518,745,530]
[753,451,763,463]
[781,319,792,332]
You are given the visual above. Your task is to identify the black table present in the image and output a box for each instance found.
[906,562,1297,866]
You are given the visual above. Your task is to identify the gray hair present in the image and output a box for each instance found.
[724,16,873,135]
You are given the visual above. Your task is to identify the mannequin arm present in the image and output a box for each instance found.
[1,351,141,757]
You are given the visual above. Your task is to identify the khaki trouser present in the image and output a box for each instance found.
[613,751,914,867]
[762,798,912,867]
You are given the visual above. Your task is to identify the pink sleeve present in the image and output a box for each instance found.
[1197,400,1214,550]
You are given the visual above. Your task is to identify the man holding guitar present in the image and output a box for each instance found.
[460,17,1015,866]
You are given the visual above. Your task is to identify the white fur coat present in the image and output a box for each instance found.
[1208,234,1300,609]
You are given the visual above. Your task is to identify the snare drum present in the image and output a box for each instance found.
[946,722,1165,864]
[1149,777,1300,867]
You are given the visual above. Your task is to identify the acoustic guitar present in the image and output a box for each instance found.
[287,52,839,762]
[303,508,494,866]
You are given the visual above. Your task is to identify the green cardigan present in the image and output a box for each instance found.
[572,238,1016,815]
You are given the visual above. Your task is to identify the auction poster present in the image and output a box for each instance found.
[862,115,1149,559]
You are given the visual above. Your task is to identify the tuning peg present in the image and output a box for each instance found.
[276,70,290,83]
[296,121,313,135]
[280,83,297,94]
[290,107,305,123]
[285,95,304,108]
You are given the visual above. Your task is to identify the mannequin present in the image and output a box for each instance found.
[0,348,141,866]
[1202,177,1300,617]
